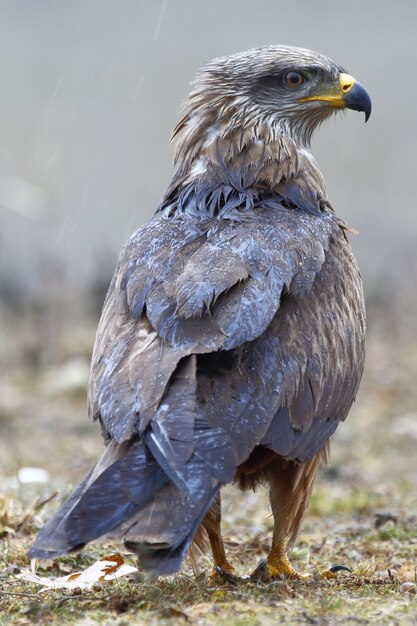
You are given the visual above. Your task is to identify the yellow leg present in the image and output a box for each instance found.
[251,455,321,581]
[266,541,310,579]
[203,494,237,583]
[252,540,310,581]
[253,548,351,581]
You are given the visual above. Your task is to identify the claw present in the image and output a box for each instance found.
[250,558,310,582]
[212,565,243,585]
[320,564,352,579]
[329,565,352,574]
[209,563,243,585]
[250,559,269,580]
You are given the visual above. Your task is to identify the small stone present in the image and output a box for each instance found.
[374,512,397,529]
[400,582,417,594]
[17,467,50,484]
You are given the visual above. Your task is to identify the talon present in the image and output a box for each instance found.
[209,562,240,585]
[250,560,280,582]
[250,557,310,582]
[320,564,352,579]
[329,564,352,574]
[250,559,271,581]
[213,565,242,584]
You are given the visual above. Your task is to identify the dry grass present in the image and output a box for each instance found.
[1,322,417,625]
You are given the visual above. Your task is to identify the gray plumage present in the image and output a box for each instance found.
[29,45,369,577]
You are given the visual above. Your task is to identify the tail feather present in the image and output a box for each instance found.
[107,416,234,574]
[28,354,236,574]
[28,421,234,574]
[27,466,97,560]
[125,486,219,575]
[27,439,168,560]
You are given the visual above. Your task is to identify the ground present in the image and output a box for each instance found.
[1,319,417,625]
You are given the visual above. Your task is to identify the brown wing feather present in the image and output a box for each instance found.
[196,226,365,465]
[88,206,337,456]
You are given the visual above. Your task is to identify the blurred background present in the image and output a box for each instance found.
[0,1,416,533]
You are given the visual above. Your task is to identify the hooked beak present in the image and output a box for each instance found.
[299,72,372,122]
[341,75,372,122]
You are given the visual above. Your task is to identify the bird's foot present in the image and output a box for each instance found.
[319,564,352,580]
[250,555,311,582]
[209,561,241,585]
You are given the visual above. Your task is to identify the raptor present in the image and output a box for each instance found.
[29,46,370,581]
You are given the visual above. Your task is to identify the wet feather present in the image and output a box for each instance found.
[29,45,366,576]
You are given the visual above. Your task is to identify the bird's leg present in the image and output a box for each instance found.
[203,493,238,583]
[251,454,321,581]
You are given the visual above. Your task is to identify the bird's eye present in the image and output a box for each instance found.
[284,71,304,89]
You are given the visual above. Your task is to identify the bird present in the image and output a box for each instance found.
[28,45,370,582]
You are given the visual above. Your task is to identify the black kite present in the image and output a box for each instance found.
[29,46,370,581]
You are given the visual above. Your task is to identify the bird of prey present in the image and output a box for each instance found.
[29,46,370,581]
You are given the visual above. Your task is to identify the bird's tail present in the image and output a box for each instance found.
[28,354,235,574]
[28,423,234,575]
[122,414,232,574]
[27,437,169,561]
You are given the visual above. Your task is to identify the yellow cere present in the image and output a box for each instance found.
[298,72,356,107]
[339,73,355,94]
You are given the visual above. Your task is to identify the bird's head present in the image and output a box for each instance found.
[167,46,371,206]
[173,45,371,160]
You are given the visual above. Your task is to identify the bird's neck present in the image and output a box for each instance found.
[160,118,329,215]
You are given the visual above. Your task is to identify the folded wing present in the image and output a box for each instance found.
[29,201,364,573]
